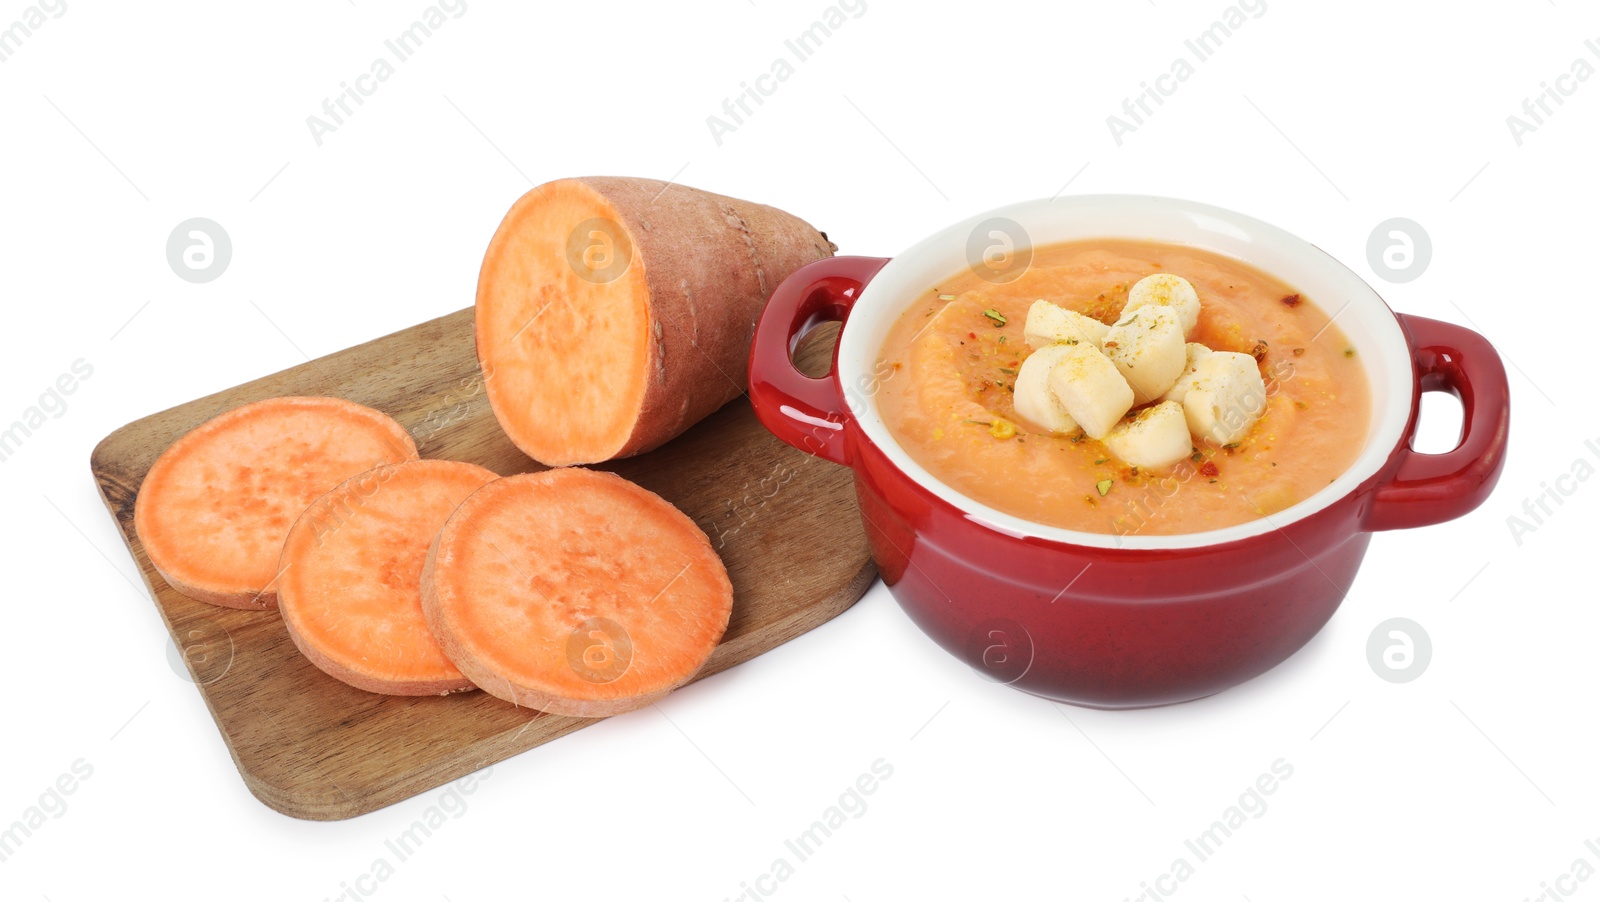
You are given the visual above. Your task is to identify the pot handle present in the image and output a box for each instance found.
[1365,313,1510,531]
[748,256,891,466]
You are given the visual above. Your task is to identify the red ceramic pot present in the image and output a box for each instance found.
[748,195,1510,708]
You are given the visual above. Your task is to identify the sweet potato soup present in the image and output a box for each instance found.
[874,240,1371,536]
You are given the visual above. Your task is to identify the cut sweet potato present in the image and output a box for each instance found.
[475,176,834,466]
[420,467,733,716]
[133,396,419,609]
[278,459,498,696]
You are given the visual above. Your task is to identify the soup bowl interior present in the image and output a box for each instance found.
[836,194,1414,550]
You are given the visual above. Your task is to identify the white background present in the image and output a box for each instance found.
[2,1,1595,900]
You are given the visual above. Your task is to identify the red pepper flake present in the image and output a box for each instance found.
[1250,339,1269,363]
[1281,293,1302,308]
[968,332,977,340]
[1199,461,1219,478]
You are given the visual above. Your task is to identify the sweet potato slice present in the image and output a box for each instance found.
[133,396,418,609]
[421,467,733,716]
[278,460,498,696]
[474,176,834,466]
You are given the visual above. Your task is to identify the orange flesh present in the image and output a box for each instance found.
[278,460,498,693]
[476,181,651,466]
[134,397,419,604]
[425,468,731,711]
[875,240,1372,536]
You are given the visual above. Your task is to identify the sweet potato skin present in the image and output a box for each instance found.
[475,176,834,465]
[582,177,835,458]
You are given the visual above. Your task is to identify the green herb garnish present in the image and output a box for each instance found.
[1096,479,1114,496]
[982,309,1008,326]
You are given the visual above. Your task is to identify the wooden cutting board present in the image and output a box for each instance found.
[89,308,874,821]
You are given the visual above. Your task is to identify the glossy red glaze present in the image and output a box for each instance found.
[749,256,1510,708]
[1367,314,1511,531]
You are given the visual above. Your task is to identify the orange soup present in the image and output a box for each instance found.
[875,240,1371,536]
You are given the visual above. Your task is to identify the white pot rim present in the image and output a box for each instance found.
[835,194,1413,551]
